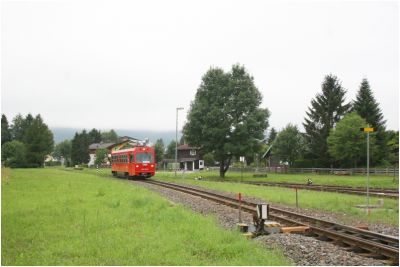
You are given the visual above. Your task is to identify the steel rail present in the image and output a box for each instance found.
[140,179,399,264]
[243,181,399,199]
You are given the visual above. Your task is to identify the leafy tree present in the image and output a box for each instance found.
[11,114,26,141]
[303,74,351,167]
[1,114,12,145]
[386,130,399,166]
[272,124,305,167]
[88,128,102,144]
[353,79,388,164]
[101,129,119,143]
[1,140,27,168]
[94,148,108,166]
[203,152,215,167]
[165,140,177,159]
[183,64,270,177]
[23,114,54,167]
[267,127,277,145]
[327,112,374,167]
[2,114,54,167]
[179,135,185,145]
[71,133,80,165]
[153,138,165,163]
[71,130,90,165]
[53,140,72,166]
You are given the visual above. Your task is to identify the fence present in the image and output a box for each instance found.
[210,166,399,176]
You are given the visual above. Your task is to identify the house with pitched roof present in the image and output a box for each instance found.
[88,136,149,167]
[177,144,204,171]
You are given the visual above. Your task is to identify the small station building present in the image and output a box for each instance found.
[177,144,204,171]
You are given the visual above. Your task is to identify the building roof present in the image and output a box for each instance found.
[88,143,115,150]
[177,144,199,150]
[119,136,140,142]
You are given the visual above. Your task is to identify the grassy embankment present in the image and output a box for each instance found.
[153,171,399,227]
[1,168,290,266]
[156,170,399,189]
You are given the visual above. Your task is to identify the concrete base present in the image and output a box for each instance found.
[237,223,249,233]
[281,226,310,234]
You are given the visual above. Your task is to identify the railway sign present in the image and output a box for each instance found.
[360,127,375,132]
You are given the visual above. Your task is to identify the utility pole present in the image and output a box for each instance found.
[175,107,184,177]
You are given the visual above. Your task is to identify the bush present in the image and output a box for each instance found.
[292,159,315,168]
[44,161,62,167]
[1,141,27,168]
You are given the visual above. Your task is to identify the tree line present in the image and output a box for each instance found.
[53,129,119,166]
[181,65,398,177]
[2,66,398,173]
[265,76,398,168]
[1,114,54,167]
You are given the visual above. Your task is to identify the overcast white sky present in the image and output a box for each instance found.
[1,0,398,132]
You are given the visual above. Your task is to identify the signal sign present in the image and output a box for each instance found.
[360,127,374,133]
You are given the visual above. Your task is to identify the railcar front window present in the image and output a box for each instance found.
[136,153,153,163]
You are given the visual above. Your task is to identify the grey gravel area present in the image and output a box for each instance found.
[133,180,395,266]
[256,234,385,266]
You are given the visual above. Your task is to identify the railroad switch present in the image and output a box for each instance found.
[237,204,282,237]
[253,203,270,237]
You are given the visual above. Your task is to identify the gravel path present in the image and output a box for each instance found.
[133,180,396,266]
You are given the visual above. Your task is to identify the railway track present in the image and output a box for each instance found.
[140,179,399,265]
[241,181,399,199]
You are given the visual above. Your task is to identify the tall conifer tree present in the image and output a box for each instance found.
[353,79,386,129]
[353,78,387,164]
[71,130,90,165]
[1,114,12,145]
[267,127,277,145]
[303,74,351,167]
[88,128,102,144]
[23,114,54,167]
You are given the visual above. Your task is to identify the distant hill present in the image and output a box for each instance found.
[50,127,177,145]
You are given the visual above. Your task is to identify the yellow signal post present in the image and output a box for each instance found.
[360,127,374,215]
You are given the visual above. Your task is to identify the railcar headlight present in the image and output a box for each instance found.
[136,165,139,168]
[151,164,154,168]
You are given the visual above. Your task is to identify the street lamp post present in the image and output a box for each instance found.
[367,129,370,213]
[175,107,184,177]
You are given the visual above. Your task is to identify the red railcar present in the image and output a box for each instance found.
[111,146,156,178]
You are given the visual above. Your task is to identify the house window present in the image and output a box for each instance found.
[190,149,196,156]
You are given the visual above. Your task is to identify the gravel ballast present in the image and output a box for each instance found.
[133,180,396,266]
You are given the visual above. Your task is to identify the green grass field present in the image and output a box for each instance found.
[1,168,290,266]
[156,170,399,189]
[154,172,399,227]
[74,168,399,226]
